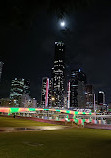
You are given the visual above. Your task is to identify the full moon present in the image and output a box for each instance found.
[60,21,65,27]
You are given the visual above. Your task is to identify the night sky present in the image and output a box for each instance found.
[0,0,111,103]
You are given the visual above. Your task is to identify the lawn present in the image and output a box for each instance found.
[0,128,111,158]
[0,116,56,127]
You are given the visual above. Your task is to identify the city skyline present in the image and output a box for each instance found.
[0,41,107,109]
[0,0,111,103]
[0,2,111,158]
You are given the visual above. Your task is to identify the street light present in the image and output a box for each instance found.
[51,97,55,107]
[51,97,55,101]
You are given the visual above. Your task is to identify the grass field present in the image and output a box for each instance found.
[0,116,111,158]
[0,128,111,158]
[0,116,56,127]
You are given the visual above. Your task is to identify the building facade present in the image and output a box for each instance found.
[41,77,49,108]
[20,94,37,108]
[70,70,79,108]
[67,81,71,109]
[85,85,94,109]
[10,78,30,106]
[70,69,86,108]
[52,42,65,107]
[98,91,105,105]
[48,78,53,107]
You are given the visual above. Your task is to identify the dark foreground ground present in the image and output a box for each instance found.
[0,128,111,158]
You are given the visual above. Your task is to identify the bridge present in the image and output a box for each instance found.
[0,107,96,125]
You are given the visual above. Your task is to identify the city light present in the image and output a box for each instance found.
[45,78,49,108]
[51,97,55,101]
[67,81,70,109]
[0,107,96,125]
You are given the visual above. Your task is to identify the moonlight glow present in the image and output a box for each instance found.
[60,21,65,27]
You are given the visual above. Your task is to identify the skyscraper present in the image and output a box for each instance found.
[70,70,79,108]
[98,91,105,105]
[0,61,3,81]
[85,85,94,108]
[70,69,86,108]
[67,81,71,109]
[10,78,30,106]
[41,77,49,108]
[52,42,65,107]
[48,78,53,107]
[78,81,86,108]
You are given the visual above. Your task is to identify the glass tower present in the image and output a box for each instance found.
[52,42,65,107]
[98,91,105,105]
[70,69,86,108]
[41,77,49,108]
[10,78,30,106]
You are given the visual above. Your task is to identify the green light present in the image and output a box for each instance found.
[74,119,78,124]
[29,108,36,111]
[56,110,60,112]
[10,108,19,113]
[75,111,78,115]
[66,110,70,114]
[44,109,49,111]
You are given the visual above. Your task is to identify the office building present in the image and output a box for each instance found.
[41,77,49,108]
[52,42,65,107]
[10,78,30,106]
[70,69,86,108]
[67,81,71,109]
[98,91,105,105]
[48,78,53,107]
[85,85,94,108]
[78,81,86,108]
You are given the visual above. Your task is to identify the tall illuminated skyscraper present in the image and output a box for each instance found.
[48,78,53,107]
[41,77,49,108]
[52,42,65,107]
[0,61,3,81]
[67,81,71,108]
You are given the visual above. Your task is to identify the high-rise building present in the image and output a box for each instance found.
[67,81,71,109]
[70,69,86,108]
[70,70,79,108]
[0,61,3,81]
[78,81,86,108]
[98,91,105,105]
[85,85,94,108]
[48,78,53,107]
[41,77,49,108]
[52,42,65,107]
[10,78,30,106]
